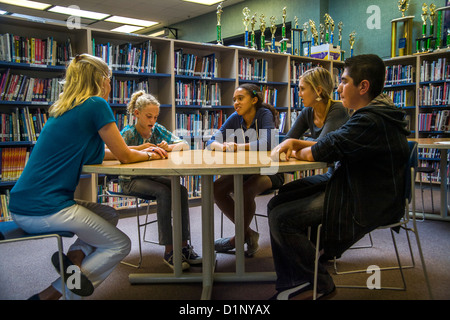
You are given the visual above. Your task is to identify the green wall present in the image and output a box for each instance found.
[169,0,448,59]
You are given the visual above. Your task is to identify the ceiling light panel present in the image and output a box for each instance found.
[0,0,51,10]
[182,0,224,5]
[105,15,158,27]
[48,5,109,20]
[111,25,143,33]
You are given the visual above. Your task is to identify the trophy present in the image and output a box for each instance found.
[280,7,288,53]
[329,15,335,45]
[270,16,277,53]
[435,5,450,49]
[429,4,436,50]
[338,21,345,60]
[324,14,330,44]
[302,22,311,56]
[399,0,409,17]
[349,31,356,57]
[416,3,431,52]
[319,23,325,45]
[291,16,302,56]
[260,14,266,51]
[243,7,250,48]
[309,20,319,46]
[216,2,223,45]
[250,13,257,50]
[391,0,414,57]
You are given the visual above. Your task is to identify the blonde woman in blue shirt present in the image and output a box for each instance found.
[119,90,201,270]
[9,54,159,300]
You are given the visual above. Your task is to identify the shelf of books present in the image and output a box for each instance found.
[416,51,450,184]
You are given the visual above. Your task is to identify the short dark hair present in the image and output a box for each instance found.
[344,54,385,100]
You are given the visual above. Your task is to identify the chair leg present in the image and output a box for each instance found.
[55,235,67,300]
[120,198,143,268]
[313,224,322,300]
[411,218,434,299]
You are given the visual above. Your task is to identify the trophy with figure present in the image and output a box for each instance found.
[302,22,311,56]
[391,0,414,57]
[270,16,277,52]
[216,2,223,45]
[250,13,257,50]
[260,14,267,51]
[243,7,251,48]
[349,31,356,57]
[280,7,288,53]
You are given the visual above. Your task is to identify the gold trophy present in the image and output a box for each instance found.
[291,16,301,56]
[349,31,356,57]
[270,16,277,52]
[302,22,311,56]
[260,14,266,51]
[243,7,250,48]
[319,23,325,45]
[250,13,257,50]
[399,0,409,17]
[429,4,436,50]
[216,2,223,45]
[309,19,319,46]
[417,3,430,52]
[329,15,335,45]
[391,0,414,57]
[280,7,288,53]
[338,21,345,60]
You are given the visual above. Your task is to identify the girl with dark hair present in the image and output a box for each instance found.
[206,83,283,256]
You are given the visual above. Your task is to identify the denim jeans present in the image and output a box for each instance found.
[120,176,190,245]
[268,181,334,293]
[12,200,131,300]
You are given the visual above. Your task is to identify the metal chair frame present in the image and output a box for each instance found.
[313,141,433,300]
[0,221,74,300]
[99,190,158,268]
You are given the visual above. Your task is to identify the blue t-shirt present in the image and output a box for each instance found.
[9,96,115,216]
[205,107,276,151]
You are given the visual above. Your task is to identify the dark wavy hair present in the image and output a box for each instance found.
[237,83,280,129]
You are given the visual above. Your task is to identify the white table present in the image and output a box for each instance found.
[83,150,328,299]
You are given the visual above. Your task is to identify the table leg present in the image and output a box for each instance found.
[171,175,183,277]
[201,175,215,300]
[233,174,245,276]
[128,176,203,288]
[440,150,449,219]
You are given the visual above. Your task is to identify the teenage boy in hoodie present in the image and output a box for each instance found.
[268,54,410,300]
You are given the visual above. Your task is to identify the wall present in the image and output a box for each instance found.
[169,0,448,59]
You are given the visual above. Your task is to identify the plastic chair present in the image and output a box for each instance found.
[99,178,158,269]
[313,141,433,300]
[0,220,74,300]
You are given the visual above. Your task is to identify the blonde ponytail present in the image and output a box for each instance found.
[127,90,160,114]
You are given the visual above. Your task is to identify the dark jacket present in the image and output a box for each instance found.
[311,94,410,257]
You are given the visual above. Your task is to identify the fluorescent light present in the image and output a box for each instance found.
[0,10,7,15]
[106,16,158,27]
[149,30,166,37]
[111,25,143,33]
[182,0,223,5]
[0,0,51,10]
[48,5,109,20]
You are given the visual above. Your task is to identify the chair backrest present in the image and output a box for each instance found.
[405,141,418,204]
